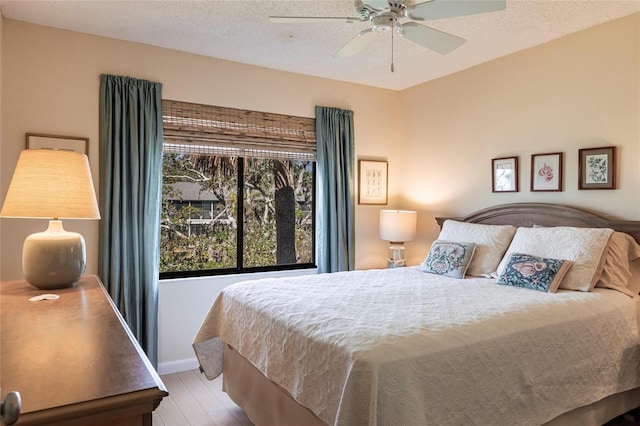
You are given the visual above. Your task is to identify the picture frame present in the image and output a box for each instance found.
[578,146,616,190]
[531,152,563,192]
[492,156,519,193]
[26,133,89,155]
[358,160,388,205]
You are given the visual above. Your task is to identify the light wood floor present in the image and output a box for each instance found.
[153,369,253,426]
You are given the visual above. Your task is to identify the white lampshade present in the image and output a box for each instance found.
[379,210,417,243]
[1,149,100,219]
[1,149,100,289]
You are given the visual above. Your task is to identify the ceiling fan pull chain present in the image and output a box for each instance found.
[390,19,395,72]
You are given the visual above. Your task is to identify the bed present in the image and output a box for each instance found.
[193,203,640,426]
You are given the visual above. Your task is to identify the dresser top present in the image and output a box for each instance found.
[0,274,167,416]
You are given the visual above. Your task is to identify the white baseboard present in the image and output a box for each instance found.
[158,357,199,375]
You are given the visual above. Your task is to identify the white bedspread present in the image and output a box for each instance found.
[193,267,640,426]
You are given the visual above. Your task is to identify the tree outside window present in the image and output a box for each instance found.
[160,153,315,277]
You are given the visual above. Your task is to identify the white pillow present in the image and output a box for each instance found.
[438,220,516,277]
[496,226,614,292]
[596,232,640,296]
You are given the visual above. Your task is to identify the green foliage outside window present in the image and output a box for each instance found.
[160,153,314,276]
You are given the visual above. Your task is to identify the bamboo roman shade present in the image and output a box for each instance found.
[162,99,316,161]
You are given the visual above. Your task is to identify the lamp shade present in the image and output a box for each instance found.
[379,210,417,243]
[0,149,100,219]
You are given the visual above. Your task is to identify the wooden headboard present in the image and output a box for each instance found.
[436,203,640,244]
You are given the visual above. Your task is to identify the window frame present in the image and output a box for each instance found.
[159,156,317,280]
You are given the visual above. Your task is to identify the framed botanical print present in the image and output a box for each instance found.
[492,156,518,193]
[358,160,388,205]
[578,146,616,190]
[531,152,563,192]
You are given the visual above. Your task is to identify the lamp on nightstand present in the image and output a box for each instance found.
[0,149,100,289]
[379,209,417,268]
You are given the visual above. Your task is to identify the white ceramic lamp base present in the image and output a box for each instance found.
[22,220,86,289]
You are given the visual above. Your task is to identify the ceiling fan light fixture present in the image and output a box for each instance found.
[372,15,396,32]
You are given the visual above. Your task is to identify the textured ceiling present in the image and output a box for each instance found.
[1,0,638,91]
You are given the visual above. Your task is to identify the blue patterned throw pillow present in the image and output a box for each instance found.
[497,253,572,292]
[420,240,476,279]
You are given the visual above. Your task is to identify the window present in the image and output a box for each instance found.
[160,100,316,278]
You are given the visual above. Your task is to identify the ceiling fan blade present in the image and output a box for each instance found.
[269,16,362,23]
[407,0,506,21]
[399,22,466,54]
[335,28,377,57]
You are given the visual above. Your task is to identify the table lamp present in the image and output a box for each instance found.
[379,209,417,268]
[0,149,100,289]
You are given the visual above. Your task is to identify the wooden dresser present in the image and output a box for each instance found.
[0,274,167,425]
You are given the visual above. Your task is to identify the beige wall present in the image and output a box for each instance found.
[398,13,640,266]
[4,16,637,276]
[0,20,402,281]
[2,14,639,371]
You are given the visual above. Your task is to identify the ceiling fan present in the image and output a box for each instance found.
[269,0,506,71]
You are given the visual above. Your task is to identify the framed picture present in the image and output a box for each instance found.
[26,133,89,155]
[531,152,563,192]
[492,156,519,193]
[579,146,616,190]
[358,160,388,205]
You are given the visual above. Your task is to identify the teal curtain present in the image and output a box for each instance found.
[99,74,163,367]
[315,106,355,273]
